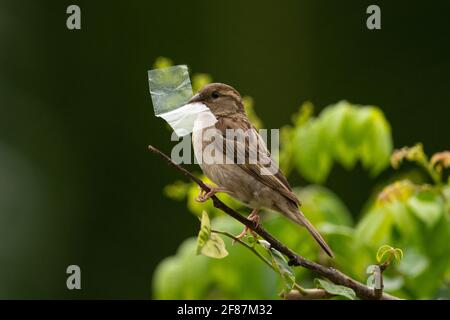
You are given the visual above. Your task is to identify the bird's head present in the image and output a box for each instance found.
[188,83,244,116]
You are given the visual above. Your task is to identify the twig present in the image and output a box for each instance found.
[211,230,274,271]
[214,229,336,300]
[285,288,334,300]
[148,145,400,300]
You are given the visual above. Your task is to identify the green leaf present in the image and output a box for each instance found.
[393,249,404,262]
[363,108,392,175]
[442,185,450,202]
[355,207,393,246]
[294,120,332,183]
[152,238,210,299]
[257,241,295,293]
[293,101,392,183]
[201,233,228,259]
[196,211,228,259]
[407,190,444,228]
[292,101,314,127]
[397,248,429,277]
[315,278,356,300]
[295,185,353,226]
[196,211,211,254]
[323,102,361,169]
[269,248,295,293]
[386,201,418,239]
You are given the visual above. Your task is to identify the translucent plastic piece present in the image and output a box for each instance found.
[148,65,192,114]
[148,65,216,137]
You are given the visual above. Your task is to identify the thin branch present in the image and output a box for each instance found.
[148,145,400,300]
[285,288,334,300]
[211,229,274,271]
[213,229,334,300]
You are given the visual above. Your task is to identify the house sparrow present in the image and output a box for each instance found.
[189,83,333,258]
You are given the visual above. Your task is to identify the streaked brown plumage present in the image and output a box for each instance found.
[190,83,334,258]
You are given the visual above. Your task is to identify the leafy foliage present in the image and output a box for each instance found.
[315,279,356,300]
[261,243,296,294]
[376,245,403,264]
[152,57,450,300]
[153,217,281,299]
[292,101,392,183]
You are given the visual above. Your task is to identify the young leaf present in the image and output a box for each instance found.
[315,278,356,300]
[407,190,444,228]
[430,151,450,175]
[391,144,427,169]
[376,245,394,263]
[200,233,228,259]
[257,241,295,293]
[269,248,296,293]
[196,211,228,259]
[376,180,417,205]
[393,248,404,262]
[376,245,403,265]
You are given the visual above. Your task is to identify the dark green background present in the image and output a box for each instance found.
[0,0,449,298]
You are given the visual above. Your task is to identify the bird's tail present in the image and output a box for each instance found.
[289,209,334,258]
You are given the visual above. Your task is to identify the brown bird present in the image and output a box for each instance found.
[189,83,334,258]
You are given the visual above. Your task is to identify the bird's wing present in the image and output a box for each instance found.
[215,115,300,205]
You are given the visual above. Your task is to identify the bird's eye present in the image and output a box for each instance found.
[211,91,220,99]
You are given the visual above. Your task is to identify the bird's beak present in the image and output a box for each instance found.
[188,93,202,104]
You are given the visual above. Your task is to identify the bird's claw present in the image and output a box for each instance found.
[195,189,213,203]
[195,185,229,202]
[233,209,260,244]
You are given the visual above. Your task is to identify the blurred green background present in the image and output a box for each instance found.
[0,0,449,298]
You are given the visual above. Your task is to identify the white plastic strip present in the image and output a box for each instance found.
[157,102,217,137]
